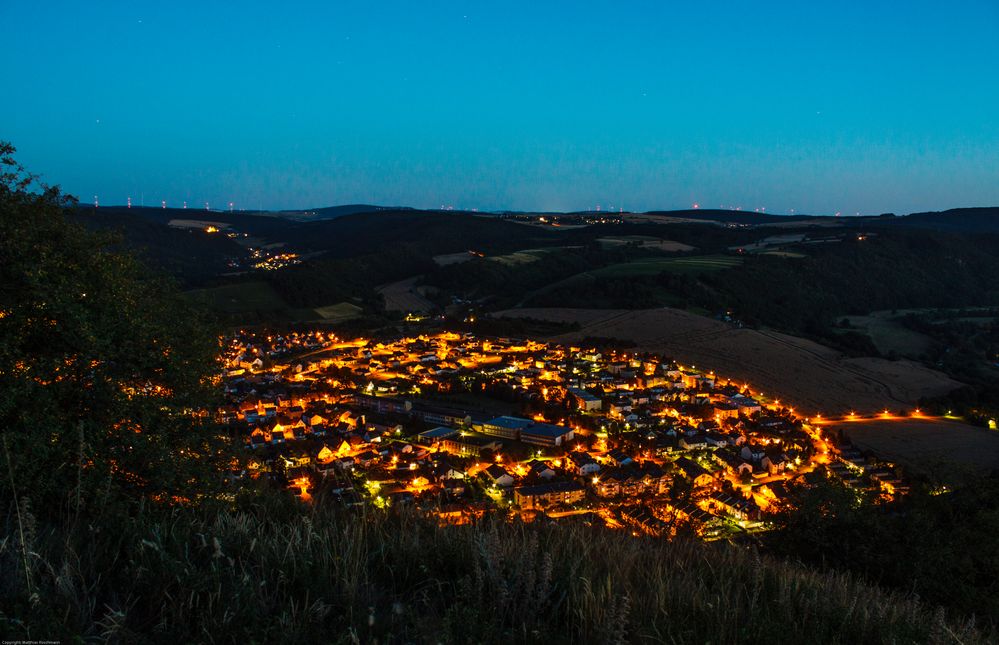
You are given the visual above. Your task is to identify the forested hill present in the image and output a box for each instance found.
[642,209,824,225]
[872,207,999,234]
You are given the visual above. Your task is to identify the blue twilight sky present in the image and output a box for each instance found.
[3,1,998,214]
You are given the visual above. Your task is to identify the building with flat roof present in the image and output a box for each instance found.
[514,480,586,509]
[521,422,574,447]
[439,432,502,458]
[417,426,459,444]
[479,416,574,446]
[479,416,532,440]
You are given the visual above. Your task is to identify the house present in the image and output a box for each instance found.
[483,464,515,487]
[431,460,466,481]
[305,413,327,427]
[514,481,586,509]
[740,443,766,463]
[568,387,602,411]
[606,449,633,467]
[714,402,740,419]
[594,471,623,498]
[762,453,788,475]
[355,450,380,467]
[621,506,669,536]
[316,445,336,464]
[705,431,730,447]
[527,459,557,480]
[680,433,708,450]
[731,396,762,415]
[827,462,861,486]
[707,492,762,522]
[713,449,753,477]
[674,457,715,487]
[567,451,601,476]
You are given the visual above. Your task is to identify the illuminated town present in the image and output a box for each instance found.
[220,330,908,539]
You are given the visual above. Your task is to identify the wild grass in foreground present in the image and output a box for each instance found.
[0,493,986,644]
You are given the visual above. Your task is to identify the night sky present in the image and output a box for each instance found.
[4,1,998,214]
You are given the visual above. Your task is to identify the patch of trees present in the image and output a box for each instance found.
[766,473,999,627]
[0,143,232,516]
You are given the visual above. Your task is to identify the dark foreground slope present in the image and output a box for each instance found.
[0,496,984,644]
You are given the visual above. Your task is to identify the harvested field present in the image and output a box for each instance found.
[597,236,696,252]
[835,418,999,484]
[760,250,807,258]
[487,247,578,266]
[186,281,286,313]
[377,276,437,313]
[313,302,363,322]
[492,307,963,416]
[488,250,548,265]
[592,255,741,277]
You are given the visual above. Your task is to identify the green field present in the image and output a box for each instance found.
[186,282,365,324]
[186,281,288,313]
[487,247,577,265]
[591,254,742,277]
[760,250,807,258]
[597,236,696,252]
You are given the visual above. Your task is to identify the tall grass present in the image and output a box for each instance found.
[0,492,986,643]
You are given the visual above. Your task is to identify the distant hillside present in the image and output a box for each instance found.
[642,209,822,225]
[276,204,415,221]
[69,207,247,283]
[881,207,999,234]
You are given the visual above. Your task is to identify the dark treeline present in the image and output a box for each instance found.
[766,473,999,626]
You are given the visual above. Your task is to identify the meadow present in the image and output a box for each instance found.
[1,494,983,644]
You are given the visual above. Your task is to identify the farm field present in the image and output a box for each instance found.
[186,282,364,324]
[835,418,999,484]
[760,250,807,258]
[592,254,741,277]
[186,281,287,313]
[377,276,437,313]
[492,307,963,416]
[597,235,696,252]
[312,302,363,322]
[487,247,578,266]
